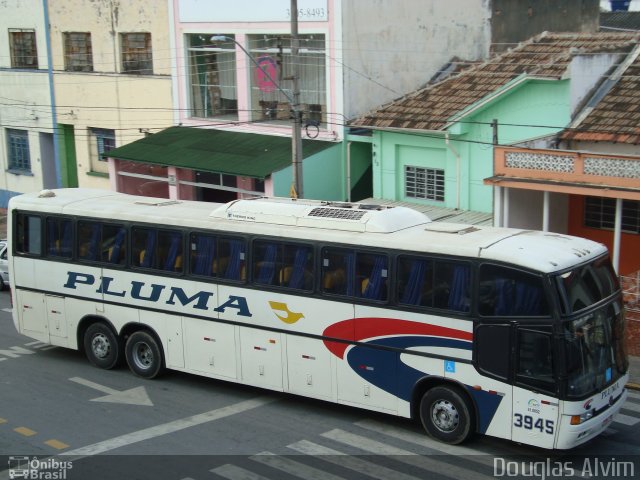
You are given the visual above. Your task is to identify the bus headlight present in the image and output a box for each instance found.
[570,410,594,425]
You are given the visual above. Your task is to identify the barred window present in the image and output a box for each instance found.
[64,32,93,72]
[9,29,38,69]
[121,33,152,74]
[7,129,31,173]
[584,197,639,234]
[405,166,444,201]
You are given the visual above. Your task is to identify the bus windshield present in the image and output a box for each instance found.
[554,256,618,315]
[562,299,628,399]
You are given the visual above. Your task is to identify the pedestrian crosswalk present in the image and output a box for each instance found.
[188,393,640,480]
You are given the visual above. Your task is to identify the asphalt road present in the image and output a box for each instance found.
[1,289,639,480]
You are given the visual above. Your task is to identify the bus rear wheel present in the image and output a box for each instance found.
[84,322,122,370]
[419,386,473,444]
[125,331,164,379]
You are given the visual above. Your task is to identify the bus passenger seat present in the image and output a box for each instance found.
[323,269,345,292]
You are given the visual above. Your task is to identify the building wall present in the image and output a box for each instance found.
[567,195,640,276]
[272,143,343,200]
[0,0,52,206]
[48,0,173,190]
[370,79,570,212]
[341,0,492,120]
[490,0,599,53]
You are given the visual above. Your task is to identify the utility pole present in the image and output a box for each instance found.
[290,0,304,198]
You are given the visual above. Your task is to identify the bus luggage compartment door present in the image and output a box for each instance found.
[46,295,67,342]
[240,327,283,390]
[17,290,48,343]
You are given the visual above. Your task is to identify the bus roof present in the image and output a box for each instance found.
[10,189,607,274]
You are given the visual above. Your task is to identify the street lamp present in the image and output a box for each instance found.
[210,35,304,199]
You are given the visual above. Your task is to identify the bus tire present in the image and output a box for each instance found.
[125,331,164,379]
[419,386,473,444]
[84,322,122,370]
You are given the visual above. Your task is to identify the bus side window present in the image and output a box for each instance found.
[158,231,183,272]
[397,256,432,306]
[478,264,549,317]
[218,237,246,281]
[191,233,217,277]
[253,241,280,286]
[102,225,126,265]
[322,248,353,296]
[132,228,155,268]
[46,218,73,258]
[16,213,42,255]
[280,244,313,290]
[357,252,388,301]
[77,221,101,261]
[433,261,470,313]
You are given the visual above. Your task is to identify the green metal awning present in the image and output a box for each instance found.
[105,126,335,179]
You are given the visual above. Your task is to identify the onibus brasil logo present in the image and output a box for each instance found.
[8,456,72,479]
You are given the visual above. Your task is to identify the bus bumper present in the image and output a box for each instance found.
[555,382,628,450]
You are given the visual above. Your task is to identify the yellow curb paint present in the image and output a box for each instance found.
[627,382,640,391]
[45,439,69,450]
[0,418,7,424]
[14,426,37,437]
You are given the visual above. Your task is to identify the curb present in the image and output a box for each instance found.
[627,382,640,391]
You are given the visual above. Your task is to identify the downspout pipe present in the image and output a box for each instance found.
[445,132,461,210]
[43,0,62,187]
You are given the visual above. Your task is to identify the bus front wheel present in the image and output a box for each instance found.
[125,331,164,379]
[84,322,122,370]
[419,386,473,444]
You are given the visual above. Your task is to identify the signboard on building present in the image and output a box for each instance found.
[179,0,328,22]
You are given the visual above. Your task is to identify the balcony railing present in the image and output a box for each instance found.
[493,147,640,189]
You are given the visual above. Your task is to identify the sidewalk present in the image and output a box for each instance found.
[628,355,640,391]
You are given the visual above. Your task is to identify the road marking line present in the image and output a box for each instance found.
[212,464,270,480]
[1,308,11,313]
[252,452,348,480]
[0,418,6,424]
[621,400,640,414]
[62,395,277,456]
[14,427,37,437]
[45,439,69,450]
[287,440,425,480]
[321,429,493,480]
[69,377,119,395]
[627,390,640,401]
[613,413,640,426]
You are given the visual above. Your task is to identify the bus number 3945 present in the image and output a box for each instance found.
[514,413,554,434]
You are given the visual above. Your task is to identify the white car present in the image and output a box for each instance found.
[0,240,9,290]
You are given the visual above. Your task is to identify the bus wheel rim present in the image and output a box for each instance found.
[91,333,111,359]
[133,342,153,370]
[431,399,459,432]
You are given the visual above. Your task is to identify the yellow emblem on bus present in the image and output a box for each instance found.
[269,301,304,324]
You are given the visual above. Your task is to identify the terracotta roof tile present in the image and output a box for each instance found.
[562,52,640,144]
[351,32,640,131]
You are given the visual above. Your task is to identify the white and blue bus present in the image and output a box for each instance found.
[8,188,629,449]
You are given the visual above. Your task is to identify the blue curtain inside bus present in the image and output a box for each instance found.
[401,259,428,305]
[256,243,278,284]
[448,265,470,312]
[109,228,126,264]
[288,247,309,289]
[193,235,215,276]
[363,255,387,300]
[163,233,182,271]
[224,240,245,280]
[141,231,156,268]
[85,223,101,261]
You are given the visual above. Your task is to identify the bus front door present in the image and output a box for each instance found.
[511,327,559,449]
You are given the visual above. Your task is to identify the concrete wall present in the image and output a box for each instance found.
[341,0,492,120]
[490,0,599,53]
[48,0,173,190]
